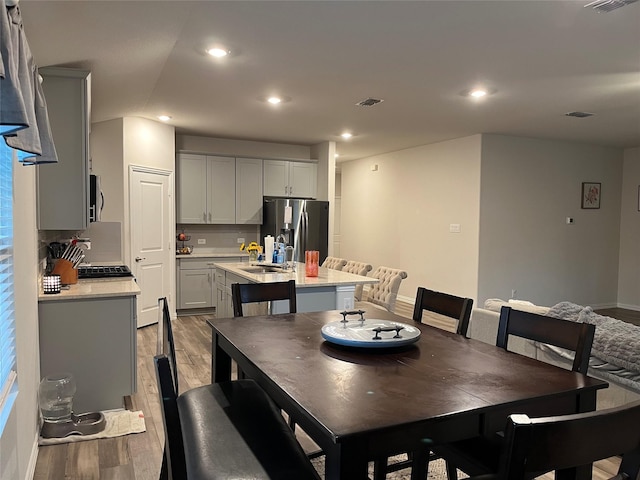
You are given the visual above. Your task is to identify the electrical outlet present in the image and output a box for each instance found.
[449,223,461,233]
[197,239,206,245]
[237,237,245,244]
[566,217,574,225]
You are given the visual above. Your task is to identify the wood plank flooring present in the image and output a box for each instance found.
[33,311,624,479]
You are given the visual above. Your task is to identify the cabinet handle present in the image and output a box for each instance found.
[284,186,288,196]
[208,212,212,222]
[203,212,206,222]
[289,185,293,196]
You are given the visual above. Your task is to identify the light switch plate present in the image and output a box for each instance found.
[449,223,461,233]
[197,239,206,245]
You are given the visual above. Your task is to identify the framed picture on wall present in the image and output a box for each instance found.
[581,182,601,209]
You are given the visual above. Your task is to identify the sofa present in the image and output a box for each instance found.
[468,298,640,410]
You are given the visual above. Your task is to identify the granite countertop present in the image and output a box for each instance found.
[213,262,378,288]
[38,277,141,302]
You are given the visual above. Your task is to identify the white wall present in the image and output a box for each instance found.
[0,158,40,480]
[478,134,623,307]
[177,135,311,160]
[340,135,482,302]
[617,147,640,309]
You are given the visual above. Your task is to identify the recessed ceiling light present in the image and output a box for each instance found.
[207,47,229,58]
[158,115,172,122]
[267,96,282,105]
[341,132,353,139]
[258,95,291,105]
[461,87,496,98]
[334,153,339,158]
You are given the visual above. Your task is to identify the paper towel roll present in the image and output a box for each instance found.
[264,235,274,262]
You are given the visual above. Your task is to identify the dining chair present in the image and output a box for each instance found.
[435,305,597,479]
[320,256,347,270]
[342,260,373,301]
[231,279,296,317]
[155,297,320,480]
[465,400,640,480]
[413,286,474,336]
[357,266,408,313]
[372,287,474,479]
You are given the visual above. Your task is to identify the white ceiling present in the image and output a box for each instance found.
[18,0,640,162]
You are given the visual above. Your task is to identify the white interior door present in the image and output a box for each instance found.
[130,166,173,328]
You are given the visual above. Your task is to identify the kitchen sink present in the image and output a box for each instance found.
[239,264,291,274]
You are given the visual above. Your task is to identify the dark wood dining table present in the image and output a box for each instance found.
[207,309,608,480]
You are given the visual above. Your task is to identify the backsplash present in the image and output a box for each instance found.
[176,224,260,252]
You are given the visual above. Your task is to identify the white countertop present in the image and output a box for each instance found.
[213,262,377,288]
[38,277,141,302]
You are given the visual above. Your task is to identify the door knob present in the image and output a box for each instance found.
[135,256,146,262]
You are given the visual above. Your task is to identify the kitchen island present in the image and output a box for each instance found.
[213,262,377,316]
[38,278,140,413]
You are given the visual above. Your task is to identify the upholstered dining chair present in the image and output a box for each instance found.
[434,305,597,480]
[465,400,640,480]
[373,287,474,479]
[155,297,320,480]
[320,256,347,270]
[231,280,297,317]
[357,266,408,313]
[342,260,373,301]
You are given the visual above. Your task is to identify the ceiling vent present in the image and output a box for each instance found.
[565,111,595,118]
[356,98,384,107]
[584,0,638,13]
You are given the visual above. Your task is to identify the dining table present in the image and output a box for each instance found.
[208,309,608,480]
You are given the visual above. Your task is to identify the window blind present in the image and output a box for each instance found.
[0,143,17,435]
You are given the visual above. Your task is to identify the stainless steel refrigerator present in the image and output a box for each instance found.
[261,197,329,264]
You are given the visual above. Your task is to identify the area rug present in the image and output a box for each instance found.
[38,409,146,445]
[310,454,455,479]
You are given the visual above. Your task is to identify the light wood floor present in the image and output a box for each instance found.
[33,311,623,479]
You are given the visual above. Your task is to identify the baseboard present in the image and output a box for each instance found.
[616,303,640,312]
[26,430,38,480]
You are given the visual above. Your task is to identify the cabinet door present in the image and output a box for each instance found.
[263,160,289,196]
[177,154,208,223]
[179,268,213,309]
[290,161,317,199]
[37,68,90,230]
[207,156,236,224]
[236,158,263,224]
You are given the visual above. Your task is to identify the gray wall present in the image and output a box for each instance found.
[618,147,640,308]
[340,135,482,302]
[478,134,623,307]
[340,133,631,310]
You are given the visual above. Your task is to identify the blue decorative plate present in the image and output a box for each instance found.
[321,319,421,348]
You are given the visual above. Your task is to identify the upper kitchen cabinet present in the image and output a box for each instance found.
[177,154,263,224]
[177,154,234,224]
[263,160,317,198]
[37,67,91,230]
[235,157,263,224]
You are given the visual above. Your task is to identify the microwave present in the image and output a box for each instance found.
[89,174,103,222]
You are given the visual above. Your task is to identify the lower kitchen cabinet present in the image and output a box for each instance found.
[38,295,137,414]
[177,256,246,312]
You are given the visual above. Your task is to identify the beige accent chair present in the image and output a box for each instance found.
[321,256,347,270]
[342,260,373,301]
[357,266,408,313]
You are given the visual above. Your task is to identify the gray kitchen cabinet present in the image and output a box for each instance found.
[263,159,317,198]
[235,157,263,224]
[178,259,214,309]
[37,67,91,230]
[177,256,246,311]
[176,154,235,224]
[214,269,250,318]
[38,295,137,414]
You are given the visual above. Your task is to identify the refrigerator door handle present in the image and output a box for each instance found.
[303,211,309,252]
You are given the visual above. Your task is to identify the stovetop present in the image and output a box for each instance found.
[77,265,132,279]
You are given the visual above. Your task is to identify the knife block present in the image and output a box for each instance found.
[51,259,78,285]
